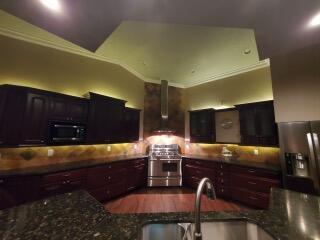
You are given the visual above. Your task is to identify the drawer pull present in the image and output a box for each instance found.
[221,188,224,193]
[45,185,60,191]
[220,172,224,176]
[248,169,256,173]
[108,165,112,169]
[221,180,224,183]
[248,181,257,185]
[249,196,258,201]
[63,174,71,177]
[106,176,111,180]
[220,165,223,169]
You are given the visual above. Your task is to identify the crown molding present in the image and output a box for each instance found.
[0,26,269,89]
[184,59,270,88]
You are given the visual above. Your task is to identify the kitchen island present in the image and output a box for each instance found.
[0,188,319,240]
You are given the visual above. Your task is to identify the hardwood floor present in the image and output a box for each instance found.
[104,187,248,214]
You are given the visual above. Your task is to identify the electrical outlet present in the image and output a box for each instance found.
[107,145,112,152]
[47,149,54,157]
[133,144,138,150]
[254,149,259,155]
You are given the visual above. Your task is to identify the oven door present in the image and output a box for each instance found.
[148,159,182,177]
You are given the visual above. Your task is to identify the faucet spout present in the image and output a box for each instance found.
[194,178,216,240]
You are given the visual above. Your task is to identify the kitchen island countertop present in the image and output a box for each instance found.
[1,188,319,240]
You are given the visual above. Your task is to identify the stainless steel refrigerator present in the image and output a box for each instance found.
[278,121,320,194]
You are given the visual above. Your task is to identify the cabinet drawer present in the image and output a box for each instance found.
[184,158,216,169]
[184,176,201,189]
[41,169,87,185]
[89,181,126,202]
[229,165,280,179]
[231,187,269,209]
[230,173,280,194]
[86,168,126,189]
[184,165,216,182]
[40,179,84,198]
[216,186,231,197]
[216,176,229,185]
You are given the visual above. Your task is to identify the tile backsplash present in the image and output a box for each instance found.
[0,138,280,172]
[0,142,144,171]
[185,143,280,165]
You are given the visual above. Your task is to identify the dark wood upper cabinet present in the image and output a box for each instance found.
[0,88,7,146]
[0,85,89,147]
[20,90,50,145]
[123,107,140,142]
[49,95,88,123]
[189,109,215,143]
[87,93,126,144]
[236,101,278,146]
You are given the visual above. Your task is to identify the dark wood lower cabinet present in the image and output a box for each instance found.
[0,158,147,210]
[183,158,281,209]
[0,176,38,209]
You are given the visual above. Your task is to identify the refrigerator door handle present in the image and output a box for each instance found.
[312,133,320,160]
[307,133,316,160]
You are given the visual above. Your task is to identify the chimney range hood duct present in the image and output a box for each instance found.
[153,80,174,135]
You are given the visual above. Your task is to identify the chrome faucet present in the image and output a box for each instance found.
[194,178,216,240]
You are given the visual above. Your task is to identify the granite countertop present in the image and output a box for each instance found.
[1,188,319,240]
[0,155,148,177]
[182,154,281,172]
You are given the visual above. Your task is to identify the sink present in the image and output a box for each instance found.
[141,220,275,240]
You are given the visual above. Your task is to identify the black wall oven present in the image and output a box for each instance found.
[49,122,86,144]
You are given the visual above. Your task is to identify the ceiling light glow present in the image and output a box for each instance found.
[309,12,320,28]
[40,0,61,12]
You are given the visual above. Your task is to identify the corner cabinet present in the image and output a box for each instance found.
[87,93,126,144]
[124,107,141,142]
[236,101,278,146]
[189,109,215,143]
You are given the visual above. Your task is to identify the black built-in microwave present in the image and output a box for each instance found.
[49,122,86,144]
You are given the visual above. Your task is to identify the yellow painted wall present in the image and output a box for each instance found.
[0,35,145,109]
[185,66,273,110]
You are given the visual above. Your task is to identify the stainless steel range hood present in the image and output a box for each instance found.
[154,80,174,135]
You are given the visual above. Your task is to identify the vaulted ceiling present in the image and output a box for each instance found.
[96,21,261,86]
[1,0,320,58]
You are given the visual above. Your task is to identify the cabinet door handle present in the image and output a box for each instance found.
[248,181,257,185]
[221,188,224,193]
[106,176,111,180]
[220,172,224,176]
[108,165,112,169]
[249,196,258,201]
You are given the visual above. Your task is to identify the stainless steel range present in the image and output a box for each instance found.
[148,144,182,187]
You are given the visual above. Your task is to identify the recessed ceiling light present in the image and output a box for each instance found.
[39,0,61,12]
[243,49,251,55]
[309,12,320,28]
